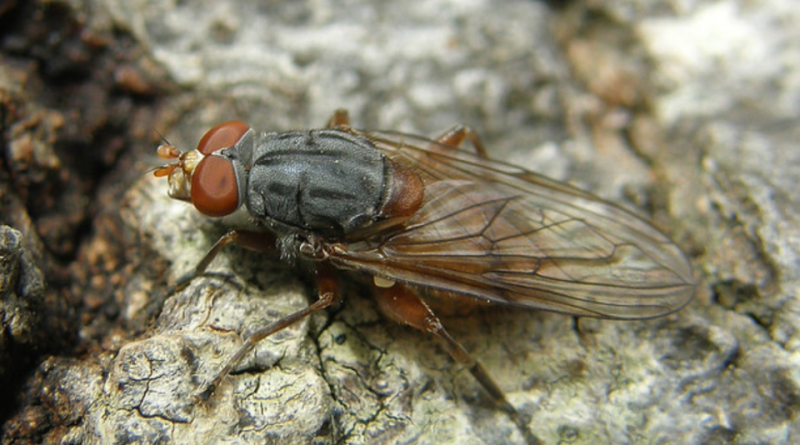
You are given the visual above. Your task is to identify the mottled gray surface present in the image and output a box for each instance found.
[28,0,800,444]
[0,226,46,383]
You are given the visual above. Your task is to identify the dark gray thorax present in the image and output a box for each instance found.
[243,130,387,237]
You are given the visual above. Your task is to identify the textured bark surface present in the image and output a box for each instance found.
[2,0,799,444]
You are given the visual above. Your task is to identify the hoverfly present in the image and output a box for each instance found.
[154,109,694,444]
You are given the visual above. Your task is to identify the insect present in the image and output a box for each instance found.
[154,109,695,444]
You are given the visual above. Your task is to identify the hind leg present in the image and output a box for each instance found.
[371,280,540,445]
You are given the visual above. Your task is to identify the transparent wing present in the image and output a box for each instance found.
[327,130,695,319]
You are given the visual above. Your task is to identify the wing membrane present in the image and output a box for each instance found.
[327,130,694,319]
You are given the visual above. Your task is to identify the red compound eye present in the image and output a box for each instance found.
[196,120,250,155]
[191,156,239,217]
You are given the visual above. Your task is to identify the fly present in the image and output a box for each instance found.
[154,109,695,445]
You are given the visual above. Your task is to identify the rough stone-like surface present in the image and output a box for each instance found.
[2,0,799,444]
[0,0,172,435]
[0,226,46,387]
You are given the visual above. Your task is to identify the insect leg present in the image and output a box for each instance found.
[200,262,341,398]
[372,281,540,445]
[435,124,487,158]
[176,230,276,289]
[327,108,351,129]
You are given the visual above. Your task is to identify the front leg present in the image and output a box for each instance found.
[199,262,342,399]
[175,229,276,289]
